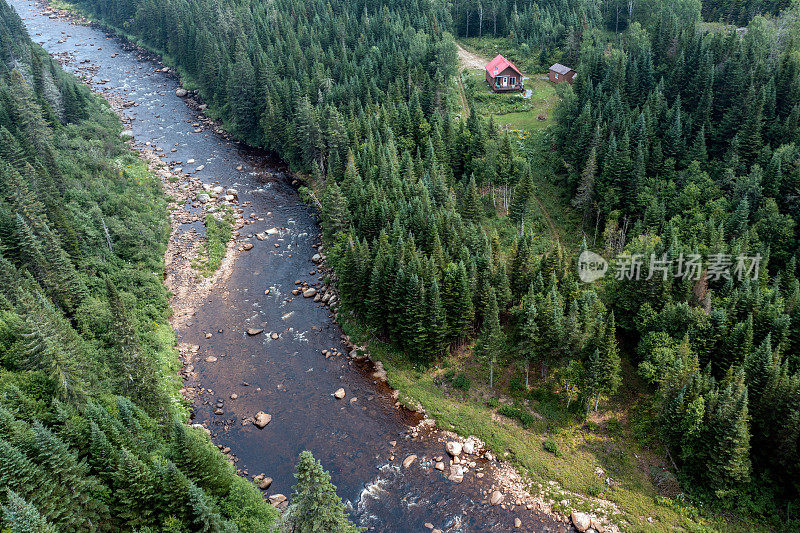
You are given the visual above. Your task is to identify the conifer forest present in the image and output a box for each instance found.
[1,0,800,530]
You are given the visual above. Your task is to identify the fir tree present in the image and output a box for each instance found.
[1,489,57,533]
[284,451,363,533]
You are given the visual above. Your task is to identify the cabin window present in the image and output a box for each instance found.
[554,72,559,80]
[509,76,516,85]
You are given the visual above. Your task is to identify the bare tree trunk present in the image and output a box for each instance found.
[465,10,470,38]
[101,216,113,252]
[478,2,483,38]
[594,392,600,412]
[525,360,529,388]
[489,358,494,388]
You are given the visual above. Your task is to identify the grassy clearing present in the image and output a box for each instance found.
[463,70,558,131]
[337,313,770,532]
[193,208,234,277]
[457,38,559,134]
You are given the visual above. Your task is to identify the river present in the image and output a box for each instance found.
[10,2,571,531]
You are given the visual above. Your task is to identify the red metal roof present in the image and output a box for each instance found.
[485,54,522,78]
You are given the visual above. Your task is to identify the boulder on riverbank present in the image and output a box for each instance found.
[268,494,286,506]
[446,441,462,457]
[571,511,591,532]
[175,88,188,97]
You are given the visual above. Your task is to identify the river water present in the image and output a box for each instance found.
[10,2,570,531]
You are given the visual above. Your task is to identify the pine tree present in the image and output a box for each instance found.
[584,349,602,415]
[508,172,532,224]
[25,421,110,527]
[285,451,363,533]
[479,289,504,388]
[517,302,538,388]
[1,489,58,533]
[599,313,622,399]
[113,447,156,528]
[441,262,474,342]
[321,181,351,241]
[425,278,448,358]
[461,174,482,223]
[703,373,751,500]
[573,146,597,217]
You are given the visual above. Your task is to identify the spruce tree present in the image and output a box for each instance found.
[1,489,57,533]
[284,451,363,533]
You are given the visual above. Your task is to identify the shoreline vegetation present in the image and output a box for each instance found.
[24,0,800,531]
[0,1,282,529]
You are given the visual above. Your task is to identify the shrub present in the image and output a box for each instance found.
[543,438,561,456]
[452,373,471,392]
[498,405,536,429]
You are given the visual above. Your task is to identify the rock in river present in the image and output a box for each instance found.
[254,411,272,429]
[402,454,417,468]
[303,288,317,298]
[489,490,504,505]
[334,388,346,399]
[447,464,464,483]
[175,88,188,97]
[246,328,264,336]
[258,477,273,490]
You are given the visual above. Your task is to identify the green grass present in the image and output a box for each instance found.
[463,70,558,130]
[193,208,234,277]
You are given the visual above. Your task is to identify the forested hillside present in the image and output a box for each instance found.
[553,2,800,507]
[68,0,800,525]
[0,2,280,529]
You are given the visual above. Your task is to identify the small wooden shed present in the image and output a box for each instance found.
[548,63,576,84]
[485,54,524,93]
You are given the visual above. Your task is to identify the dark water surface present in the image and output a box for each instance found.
[10,2,571,531]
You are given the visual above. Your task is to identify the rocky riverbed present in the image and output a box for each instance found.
[9,1,620,530]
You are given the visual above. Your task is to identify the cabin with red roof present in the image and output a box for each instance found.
[485,54,524,93]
